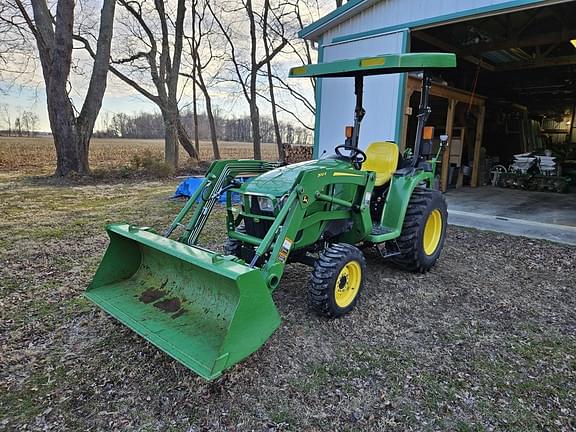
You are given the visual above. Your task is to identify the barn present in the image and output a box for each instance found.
[299,0,576,200]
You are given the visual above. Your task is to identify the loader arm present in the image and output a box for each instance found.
[163,160,279,244]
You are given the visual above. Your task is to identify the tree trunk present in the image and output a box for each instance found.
[192,85,200,154]
[161,103,199,168]
[262,1,284,162]
[250,100,262,160]
[268,77,283,162]
[45,0,89,175]
[191,0,200,154]
[246,0,261,160]
[22,0,115,176]
[202,87,220,160]
[163,109,179,168]
[177,117,199,160]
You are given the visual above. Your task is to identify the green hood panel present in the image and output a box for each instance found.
[244,158,351,196]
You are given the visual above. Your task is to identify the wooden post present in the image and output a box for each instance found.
[441,99,457,192]
[471,105,486,188]
[399,89,414,152]
[456,127,466,188]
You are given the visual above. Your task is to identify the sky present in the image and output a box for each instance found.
[0,60,316,133]
[1,79,158,132]
[0,0,326,134]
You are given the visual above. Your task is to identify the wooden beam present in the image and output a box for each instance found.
[460,30,576,56]
[515,9,544,37]
[495,54,576,71]
[441,99,457,192]
[542,43,559,58]
[471,105,486,188]
[408,76,486,107]
[412,32,495,71]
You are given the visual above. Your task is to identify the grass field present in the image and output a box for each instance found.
[0,136,279,177]
[1,137,575,431]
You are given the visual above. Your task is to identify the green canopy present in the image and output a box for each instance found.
[289,52,456,78]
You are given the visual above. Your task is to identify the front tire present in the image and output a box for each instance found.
[308,244,366,318]
[223,225,247,257]
[391,187,447,273]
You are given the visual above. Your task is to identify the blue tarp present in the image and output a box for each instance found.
[173,176,253,203]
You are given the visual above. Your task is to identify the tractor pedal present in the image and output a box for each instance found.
[376,241,401,259]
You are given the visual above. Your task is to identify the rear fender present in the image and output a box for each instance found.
[380,170,434,234]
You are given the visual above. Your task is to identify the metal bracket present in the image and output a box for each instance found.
[375,241,402,259]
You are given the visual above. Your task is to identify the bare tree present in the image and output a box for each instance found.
[21,110,38,136]
[74,0,199,168]
[0,2,35,94]
[208,0,290,160]
[182,0,224,160]
[262,0,284,161]
[190,0,200,155]
[14,0,116,176]
[0,104,13,136]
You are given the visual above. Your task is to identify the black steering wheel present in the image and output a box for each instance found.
[335,145,367,169]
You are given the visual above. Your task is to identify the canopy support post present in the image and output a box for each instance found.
[351,75,366,149]
[412,72,432,166]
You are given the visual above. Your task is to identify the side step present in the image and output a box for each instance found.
[370,224,392,236]
[367,224,399,243]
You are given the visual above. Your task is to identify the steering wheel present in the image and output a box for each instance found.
[335,145,367,169]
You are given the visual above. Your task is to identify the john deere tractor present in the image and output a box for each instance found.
[86,52,456,380]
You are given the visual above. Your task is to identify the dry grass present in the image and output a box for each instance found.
[0,175,574,431]
[0,136,279,176]
[1,136,575,431]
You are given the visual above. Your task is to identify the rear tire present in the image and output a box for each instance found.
[391,187,447,273]
[308,243,366,318]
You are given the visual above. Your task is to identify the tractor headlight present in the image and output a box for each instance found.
[257,196,274,212]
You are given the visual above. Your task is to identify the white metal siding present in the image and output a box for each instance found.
[317,32,405,156]
[322,0,553,42]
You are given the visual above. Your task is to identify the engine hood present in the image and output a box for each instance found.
[243,158,352,196]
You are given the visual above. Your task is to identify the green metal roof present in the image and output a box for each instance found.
[289,53,457,78]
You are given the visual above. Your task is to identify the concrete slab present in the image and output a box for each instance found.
[446,186,576,227]
[446,187,576,246]
[448,210,576,246]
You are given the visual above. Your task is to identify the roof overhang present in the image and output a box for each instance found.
[298,0,375,42]
[299,0,569,43]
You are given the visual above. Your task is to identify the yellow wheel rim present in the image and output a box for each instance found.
[334,261,362,308]
[423,209,443,255]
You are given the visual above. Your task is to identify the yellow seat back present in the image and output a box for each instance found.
[361,141,399,186]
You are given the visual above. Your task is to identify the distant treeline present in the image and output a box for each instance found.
[95,110,312,145]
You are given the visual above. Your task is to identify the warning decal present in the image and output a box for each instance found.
[278,237,293,263]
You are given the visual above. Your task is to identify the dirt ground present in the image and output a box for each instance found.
[1,165,575,430]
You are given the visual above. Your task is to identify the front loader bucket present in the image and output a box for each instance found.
[86,224,281,380]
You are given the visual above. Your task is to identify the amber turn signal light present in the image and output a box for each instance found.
[345,126,353,138]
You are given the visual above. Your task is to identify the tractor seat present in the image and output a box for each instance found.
[361,141,399,186]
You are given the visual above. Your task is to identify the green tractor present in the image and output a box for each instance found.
[86,52,456,380]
